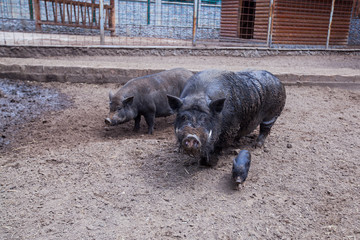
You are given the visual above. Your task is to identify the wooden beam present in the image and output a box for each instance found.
[110,0,115,36]
[34,0,42,31]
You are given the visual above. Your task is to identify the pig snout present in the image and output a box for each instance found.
[104,114,124,126]
[105,117,112,125]
[182,134,201,155]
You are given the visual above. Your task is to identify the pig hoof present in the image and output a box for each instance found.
[255,139,267,148]
[255,136,266,148]
[199,157,211,166]
[255,142,263,148]
[105,118,112,125]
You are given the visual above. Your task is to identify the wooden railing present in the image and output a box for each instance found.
[34,0,115,35]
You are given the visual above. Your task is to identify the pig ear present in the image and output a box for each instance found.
[123,96,134,106]
[209,98,226,114]
[167,95,183,111]
[109,91,113,102]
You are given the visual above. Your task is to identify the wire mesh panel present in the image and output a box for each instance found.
[0,0,221,46]
[238,0,255,39]
[112,0,220,46]
[220,0,269,46]
[349,0,360,45]
[0,0,32,19]
[270,0,353,47]
[114,0,194,46]
[196,1,221,43]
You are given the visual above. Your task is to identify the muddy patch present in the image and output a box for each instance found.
[0,79,71,149]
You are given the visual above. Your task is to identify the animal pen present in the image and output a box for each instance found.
[0,0,359,48]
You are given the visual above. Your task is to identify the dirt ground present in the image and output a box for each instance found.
[0,74,360,239]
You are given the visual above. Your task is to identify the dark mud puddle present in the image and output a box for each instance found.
[0,79,71,149]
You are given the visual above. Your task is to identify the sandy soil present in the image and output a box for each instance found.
[0,78,359,239]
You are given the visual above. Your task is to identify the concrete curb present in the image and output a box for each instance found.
[0,63,164,84]
[1,63,360,89]
[1,45,360,58]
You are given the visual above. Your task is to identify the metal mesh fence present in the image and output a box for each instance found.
[0,0,221,46]
[349,0,360,45]
[0,0,32,19]
[269,0,354,47]
[0,0,359,48]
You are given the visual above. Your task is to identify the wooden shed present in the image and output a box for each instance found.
[220,0,354,46]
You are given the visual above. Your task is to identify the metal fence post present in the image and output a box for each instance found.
[267,0,274,48]
[192,0,199,46]
[198,0,201,26]
[29,0,34,20]
[100,0,105,45]
[92,0,96,23]
[326,0,336,49]
[147,0,151,25]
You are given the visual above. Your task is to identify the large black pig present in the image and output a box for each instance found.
[105,68,193,134]
[167,69,286,166]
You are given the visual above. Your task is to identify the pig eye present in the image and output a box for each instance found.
[180,113,191,121]
[198,114,207,122]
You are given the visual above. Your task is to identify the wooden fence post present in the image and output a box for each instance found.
[192,0,199,46]
[34,0,42,31]
[110,0,116,36]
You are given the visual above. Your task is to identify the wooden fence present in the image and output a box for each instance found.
[33,0,116,35]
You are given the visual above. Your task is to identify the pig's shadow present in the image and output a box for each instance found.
[139,133,258,190]
[139,148,209,189]
[101,115,176,140]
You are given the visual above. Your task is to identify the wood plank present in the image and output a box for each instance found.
[39,20,114,31]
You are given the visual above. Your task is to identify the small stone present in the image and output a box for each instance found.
[287,143,292,149]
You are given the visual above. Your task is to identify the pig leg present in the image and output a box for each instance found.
[199,149,220,167]
[133,115,141,132]
[199,157,210,166]
[144,113,155,135]
[256,117,277,147]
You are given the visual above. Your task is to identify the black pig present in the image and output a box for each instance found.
[167,69,286,165]
[105,68,193,134]
[232,150,251,187]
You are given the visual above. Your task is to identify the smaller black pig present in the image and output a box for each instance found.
[232,150,251,188]
[105,68,193,134]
